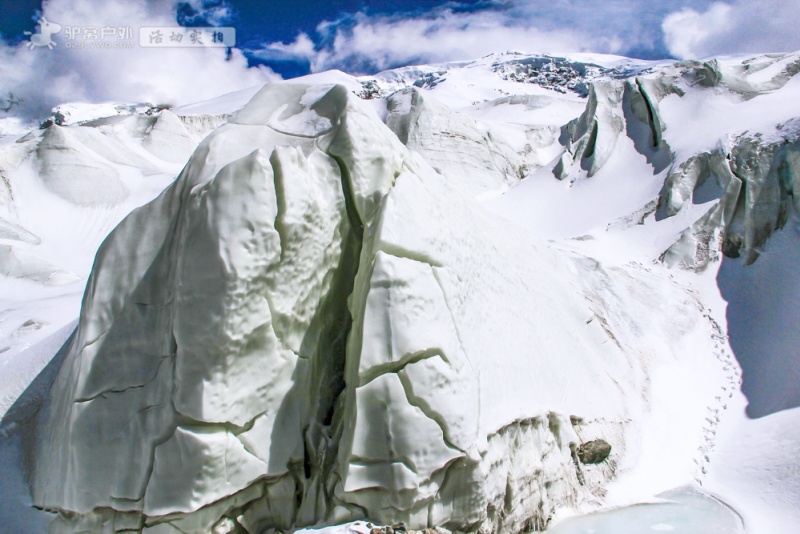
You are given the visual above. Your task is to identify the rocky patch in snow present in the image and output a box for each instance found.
[356,80,388,100]
[493,56,645,96]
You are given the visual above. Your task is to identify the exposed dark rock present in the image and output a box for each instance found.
[577,439,612,464]
[356,80,386,100]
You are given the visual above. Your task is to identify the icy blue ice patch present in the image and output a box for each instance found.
[547,487,744,534]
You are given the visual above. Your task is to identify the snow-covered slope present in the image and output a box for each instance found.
[0,51,799,534]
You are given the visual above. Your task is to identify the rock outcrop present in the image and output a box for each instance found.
[577,440,612,465]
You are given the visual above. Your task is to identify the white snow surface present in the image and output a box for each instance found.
[0,50,798,534]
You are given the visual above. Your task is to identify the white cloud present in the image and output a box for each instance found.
[0,0,278,120]
[663,1,800,59]
[311,10,592,73]
[662,3,733,59]
[261,7,625,75]
[253,32,315,62]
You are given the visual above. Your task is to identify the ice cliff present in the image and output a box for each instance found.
[661,124,800,268]
[30,82,696,533]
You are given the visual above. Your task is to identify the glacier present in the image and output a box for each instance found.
[30,81,654,533]
[0,51,798,533]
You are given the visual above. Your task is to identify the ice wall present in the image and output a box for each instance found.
[661,132,800,269]
[32,84,655,533]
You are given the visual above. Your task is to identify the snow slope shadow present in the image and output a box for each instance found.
[0,327,75,533]
[717,213,800,418]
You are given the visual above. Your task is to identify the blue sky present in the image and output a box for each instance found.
[0,0,799,118]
